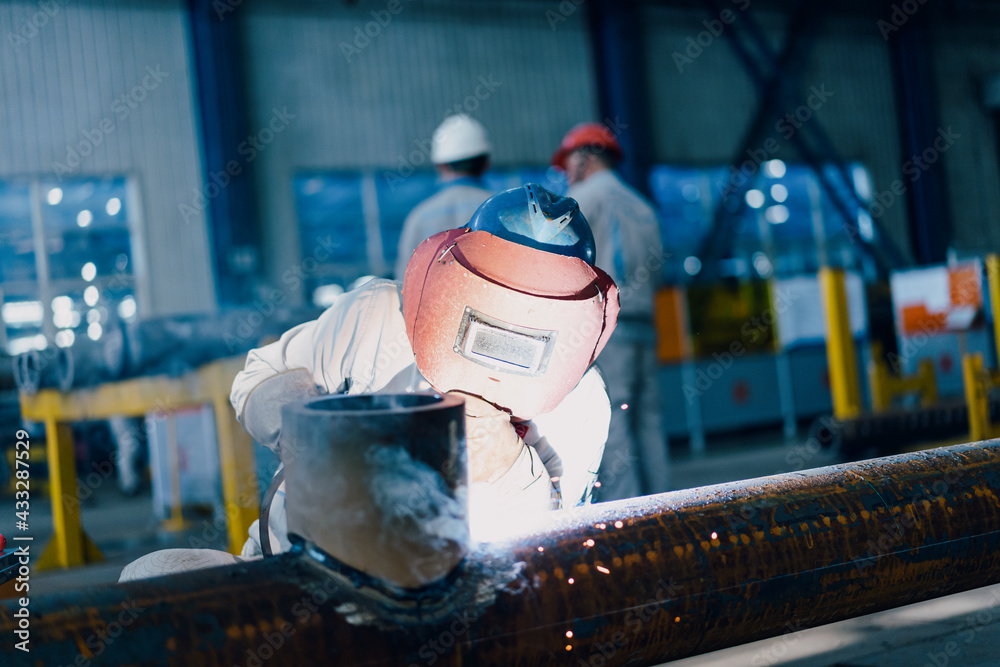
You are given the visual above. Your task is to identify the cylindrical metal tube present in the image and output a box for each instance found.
[3,441,1000,666]
[281,393,469,589]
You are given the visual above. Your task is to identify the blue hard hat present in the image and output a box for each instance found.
[464,183,596,265]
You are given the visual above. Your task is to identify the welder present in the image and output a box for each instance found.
[553,122,670,500]
[120,184,618,579]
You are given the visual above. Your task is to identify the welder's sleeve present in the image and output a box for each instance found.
[530,366,611,507]
[230,280,413,452]
[469,442,554,517]
[230,318,324,452]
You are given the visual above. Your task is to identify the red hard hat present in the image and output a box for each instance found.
[551,122,624,170]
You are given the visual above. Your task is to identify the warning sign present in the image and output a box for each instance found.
[890,260,983,336]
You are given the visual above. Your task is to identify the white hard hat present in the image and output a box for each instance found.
[431,114,491,165]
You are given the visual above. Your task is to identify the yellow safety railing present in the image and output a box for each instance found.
[961,353,1000,442]
[18,356,259,570]
[869,343,938,413]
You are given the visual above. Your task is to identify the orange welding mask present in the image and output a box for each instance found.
[401,184,619,420]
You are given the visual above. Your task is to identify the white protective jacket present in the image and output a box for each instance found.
[393,179,492,279]
[230,279,610,555]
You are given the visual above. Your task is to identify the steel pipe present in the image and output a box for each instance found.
[3,440,1000,666]
[281,393,468,589]
[814,398,1000,457]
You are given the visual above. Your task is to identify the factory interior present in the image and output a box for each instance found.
[3,0,1000,664]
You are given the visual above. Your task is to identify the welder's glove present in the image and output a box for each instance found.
[455,392,525,484]
[241,368,321,453]
[451,392,553,514]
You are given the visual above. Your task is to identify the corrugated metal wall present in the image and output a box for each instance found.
[932,19,1000,255]
[641,6,909,262]
[2,0,996,311]
[239,0,598,291]
[0,0,214,316]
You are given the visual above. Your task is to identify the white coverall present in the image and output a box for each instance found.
[393,178,492,279]
[567,169,670,500]
[120,279,609,580]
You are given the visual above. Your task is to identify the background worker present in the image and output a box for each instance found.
[120,184,619,580]
[393,113,494,279]
[553,122,671,501]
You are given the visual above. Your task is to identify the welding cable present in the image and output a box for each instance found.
[259,467,285,557]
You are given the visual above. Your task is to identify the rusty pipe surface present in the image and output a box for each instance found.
[4,440,1000,666]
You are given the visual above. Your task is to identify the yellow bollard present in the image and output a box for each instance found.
[962,353,990,442]
[987,254,1000,366]
[821,267,862,420]
[869,342,891,413]
[917,359,938,407]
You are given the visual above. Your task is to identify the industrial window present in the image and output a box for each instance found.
[648,161,875,282]
[0,177,139,355]
[291,167,566,304]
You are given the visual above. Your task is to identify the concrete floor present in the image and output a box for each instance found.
[2,428,999,665]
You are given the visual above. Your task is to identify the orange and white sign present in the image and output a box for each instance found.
[890,260,983,336]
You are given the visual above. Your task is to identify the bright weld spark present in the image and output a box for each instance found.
[596,566,610,574]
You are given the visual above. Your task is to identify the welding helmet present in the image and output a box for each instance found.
[551,122,624,171]
[402,183,619,419]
